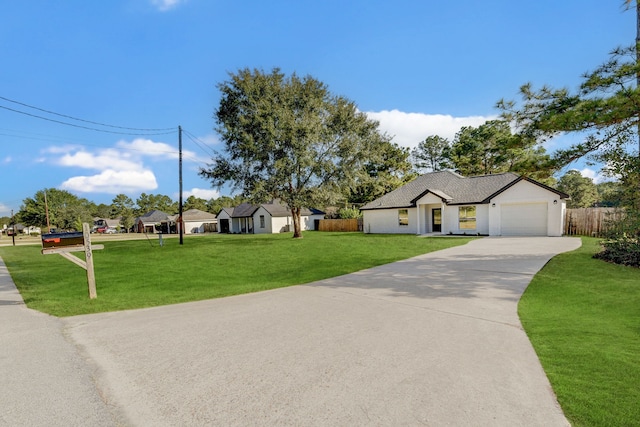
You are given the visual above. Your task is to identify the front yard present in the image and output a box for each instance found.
[3,233,637,425]
[0,232,473,317]
[519,237,640,427]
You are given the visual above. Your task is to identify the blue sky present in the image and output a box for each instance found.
[0,0,635,216]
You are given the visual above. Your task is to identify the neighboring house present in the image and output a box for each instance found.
[181,209,218,234]
[24,225,41,235]
[216,200,325,234]
[93,218,123,232]
[360,170,569,237]
[6,223,25,236]
[134,210,172,233]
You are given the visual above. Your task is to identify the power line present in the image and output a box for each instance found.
[0,95,176,132]
[0,126,214,162]
[182,129,218,158]
[0,104,177,136]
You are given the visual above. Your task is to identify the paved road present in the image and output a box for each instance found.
[0,257,120,426]
[2,237,581,426]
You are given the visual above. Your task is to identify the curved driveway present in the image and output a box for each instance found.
[3,237,580,426]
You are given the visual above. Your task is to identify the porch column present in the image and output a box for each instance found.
[416,203,421,235]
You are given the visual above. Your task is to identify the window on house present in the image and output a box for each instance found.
[459,206,476,229]
[398,209,409,226]
[259,215,265,228]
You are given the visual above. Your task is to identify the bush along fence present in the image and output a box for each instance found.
[564,208,625,237]
[318,218,363,232]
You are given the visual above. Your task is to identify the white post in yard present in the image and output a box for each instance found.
[83,223,97,299]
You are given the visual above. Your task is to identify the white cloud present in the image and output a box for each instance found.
[60,169,158,194]
[58,149,142,172]
[150,0,186,12]
[182,187,220,200]
[116,138,203,162]
[579,167,606,184]
[366,110,496,149]
[197,133,221,147]
[117,138,177,158]
[45,140,175,195]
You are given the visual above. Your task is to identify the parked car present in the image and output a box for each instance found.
[105,227,117,234]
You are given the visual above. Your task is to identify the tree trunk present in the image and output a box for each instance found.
[636,1,640,209]
[291,207,302,238]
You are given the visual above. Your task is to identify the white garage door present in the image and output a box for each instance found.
[501,203,548,236]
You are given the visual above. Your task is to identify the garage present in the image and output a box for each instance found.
[500,203,548,236]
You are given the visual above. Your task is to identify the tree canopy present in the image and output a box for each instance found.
[498,43,640,207]
[200,68,398,237]
[18,188,93,231]
[134,193,177,216]
[409,120,553,183]
[411,135,451,173]
[110,194,135,232]
[449,119,553,181]
[348,141,413,205]
[557,170,598,208]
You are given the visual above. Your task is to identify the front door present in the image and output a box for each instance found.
[432,208,442,233]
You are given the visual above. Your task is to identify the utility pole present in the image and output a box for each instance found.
[179,125,184,245]
[44,190,51,232]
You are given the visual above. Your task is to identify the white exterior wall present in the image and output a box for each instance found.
[217,207,324,234]
[363,208,417,234]
[488,180,565,236]
[270,216,291,233]
[252,207,273,234]
[183,220,217,234]
[216,210,231,233]
[184,221,204,234]
[259,212,322,234]
[444,204,489,235]
[304,214,325,231]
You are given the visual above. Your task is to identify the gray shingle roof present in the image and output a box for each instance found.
[221,200,325,218]
[230,203,259,218]
[360,171,565,210]
[261,201,318,217]
[182,209,217,221]
[138,210,171,222]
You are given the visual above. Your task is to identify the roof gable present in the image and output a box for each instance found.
[484,176,570,202]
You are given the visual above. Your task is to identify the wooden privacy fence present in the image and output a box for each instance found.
[318,218,362,232]
[564,208,625,237]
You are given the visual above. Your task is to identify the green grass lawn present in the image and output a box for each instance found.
[0,232,473,317]
[519,237,640,427]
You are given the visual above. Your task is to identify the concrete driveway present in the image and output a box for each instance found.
[2,236,581,426]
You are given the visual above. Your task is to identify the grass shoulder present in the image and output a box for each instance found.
[519,237,640,427]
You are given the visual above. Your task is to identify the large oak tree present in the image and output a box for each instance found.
[200,68,395,238]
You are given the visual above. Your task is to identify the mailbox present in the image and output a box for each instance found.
[41,231,85,249]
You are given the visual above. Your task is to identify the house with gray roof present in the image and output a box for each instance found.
[181,209,217,234]
[360,171,569,236]
[134,210,172,233]
[216,200,325,234]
